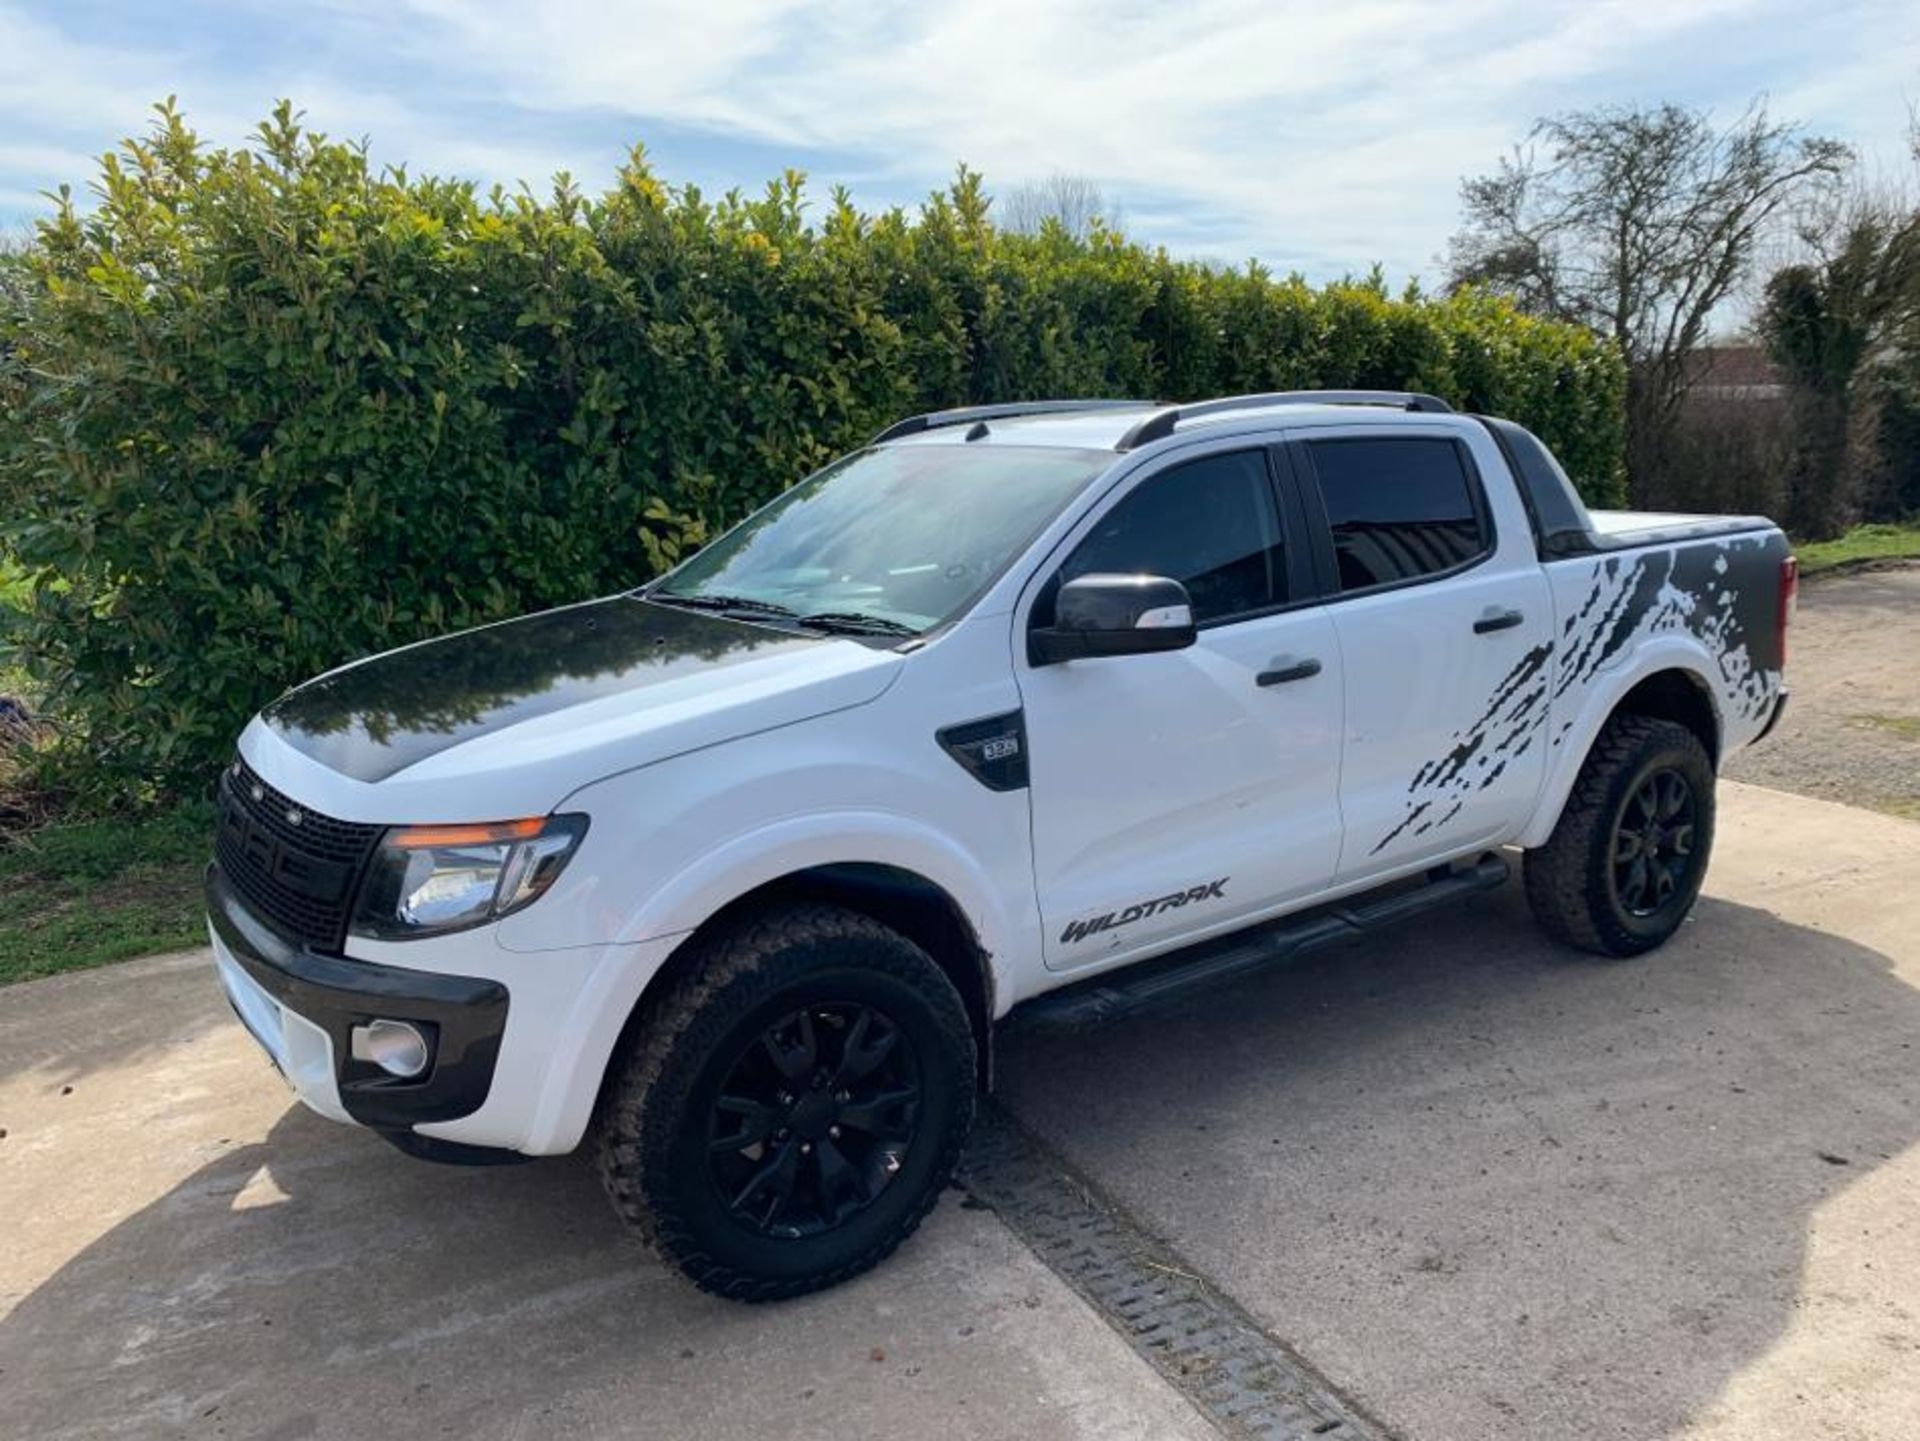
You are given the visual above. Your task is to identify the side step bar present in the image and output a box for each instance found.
[1010,853,1511,1034]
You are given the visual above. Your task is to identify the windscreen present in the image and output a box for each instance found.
[651,444,1114,632]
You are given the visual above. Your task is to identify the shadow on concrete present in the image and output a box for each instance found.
[2,882,1914,1440]
[0,1039,1204,1439]
[0,950,232,1091]
[0,1106,655,1437]
[995,880,1920,1440]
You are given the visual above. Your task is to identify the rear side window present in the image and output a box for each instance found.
[1056,450,1285,624]
[1308,438,1489,592]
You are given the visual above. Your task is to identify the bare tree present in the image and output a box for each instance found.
[1448,100,1849,500]
[995,173,1124,239]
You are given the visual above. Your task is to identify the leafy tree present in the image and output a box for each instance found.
[1449,100,1848,500]
[1760,192,1920,536]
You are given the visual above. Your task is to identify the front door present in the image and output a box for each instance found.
[1017,445,1346,971]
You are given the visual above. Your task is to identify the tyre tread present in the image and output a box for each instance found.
[1523,714,1713,958]
[596,904,974,1302]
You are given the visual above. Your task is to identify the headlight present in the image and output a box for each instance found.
[350,815,589,941]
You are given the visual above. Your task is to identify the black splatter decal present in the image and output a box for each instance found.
[1372,800,1434,854]
[1549,535,1785,728]
[1371,530,1787,855]
[1556,551,1673,698]
[1370,639,1554,855]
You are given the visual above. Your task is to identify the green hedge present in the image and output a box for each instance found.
[0,104,1625,800]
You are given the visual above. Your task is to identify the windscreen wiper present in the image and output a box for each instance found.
[644,590,799,620]
[796,611,921,638]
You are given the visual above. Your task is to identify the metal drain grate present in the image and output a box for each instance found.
[959,1104,1392,1441]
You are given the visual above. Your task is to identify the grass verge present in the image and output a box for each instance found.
[1850,712,1920,743]
[5,563,215,984]
[1796,521,1920,576]
[0,802,212,985]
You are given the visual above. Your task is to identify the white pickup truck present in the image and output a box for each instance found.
[208,391,1795,1299]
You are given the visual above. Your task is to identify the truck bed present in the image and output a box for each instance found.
[1585,509,1776,551]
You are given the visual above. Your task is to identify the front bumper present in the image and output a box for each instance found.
[207,864,510,1132]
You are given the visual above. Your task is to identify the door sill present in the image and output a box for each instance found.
[1009,853,1509,1033]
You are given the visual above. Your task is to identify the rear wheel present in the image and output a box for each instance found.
[597,905,974,1301]
[1524,715,1716,957]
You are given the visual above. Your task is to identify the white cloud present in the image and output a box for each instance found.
[333,0,1920,276]
[2,0,1917,284]
[0,8,175,137]
[0,3,602,218]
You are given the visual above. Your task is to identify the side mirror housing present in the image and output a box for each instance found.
[1030,573,1198,665]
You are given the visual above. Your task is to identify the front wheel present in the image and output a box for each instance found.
[596,905,975,1301]
[1524,715,1717,957]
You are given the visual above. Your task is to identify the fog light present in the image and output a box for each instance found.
[350,1019,431,1079]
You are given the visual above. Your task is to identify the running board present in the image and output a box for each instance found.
[1010,853,1511,1034]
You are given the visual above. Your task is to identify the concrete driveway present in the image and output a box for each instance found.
[3,781,1917,1440]
[0,964,1212,1441]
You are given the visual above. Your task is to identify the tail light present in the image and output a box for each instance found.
[1777,556,1798,668]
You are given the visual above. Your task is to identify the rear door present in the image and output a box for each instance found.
[1018,442,1346,971]
[1291,427,1553,878]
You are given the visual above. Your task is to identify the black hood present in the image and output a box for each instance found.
[263,597,827,783]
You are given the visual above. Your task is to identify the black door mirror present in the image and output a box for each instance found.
[1030,574,1198,665]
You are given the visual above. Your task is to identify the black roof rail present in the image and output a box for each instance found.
[1115,390,1454,450]
[870,398,1155,445]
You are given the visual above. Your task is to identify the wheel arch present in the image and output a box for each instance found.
[513,811,1026,1155]
[1612,668,1722,766]
[605,861,999,1106]
[1520,650,1725,849]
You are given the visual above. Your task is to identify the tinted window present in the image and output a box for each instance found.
[1057,450,1285,623]
[1309,438,1488,591]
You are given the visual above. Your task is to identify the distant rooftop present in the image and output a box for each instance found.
[1687,346,1787,401]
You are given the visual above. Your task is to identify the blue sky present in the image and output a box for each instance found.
[3,0,1916,292]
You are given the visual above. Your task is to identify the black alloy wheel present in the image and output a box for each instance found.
[596,904,975,1300]
[707,1002,922,1239]
[1523,713,1717,957]
[1609,767,1700,917]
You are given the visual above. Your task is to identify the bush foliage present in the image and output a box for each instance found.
[0,104,1626,799]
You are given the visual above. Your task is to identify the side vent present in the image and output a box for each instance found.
[937,711,1029,792]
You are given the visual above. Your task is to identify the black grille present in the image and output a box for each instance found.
[213,759,383,950]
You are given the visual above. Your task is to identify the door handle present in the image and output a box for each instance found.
[1473,608,1524,635]
[1256,656,1322,687]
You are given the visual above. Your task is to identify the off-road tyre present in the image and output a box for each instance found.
[1524,715,1716,957]
[596,904,975,1301]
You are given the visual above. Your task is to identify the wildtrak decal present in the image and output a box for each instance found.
[1060,878,1228,945]
[1371,532,1786,856]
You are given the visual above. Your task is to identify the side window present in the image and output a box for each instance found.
[1308,438,1489,592]
[1056,450,1286,624]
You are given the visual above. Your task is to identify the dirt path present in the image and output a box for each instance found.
[1723,564,1920,820]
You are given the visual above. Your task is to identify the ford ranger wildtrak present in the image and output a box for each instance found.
[207,391,1795,1299]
